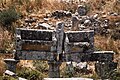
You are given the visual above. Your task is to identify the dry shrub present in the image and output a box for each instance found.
[3,31,13,52]
[0,0,78,15]
[0,27,13,52]
[113,0,120,14]
[41,0,78,12]
[104,0,120,13]
[87,0,105,13]
[0,27,3,50]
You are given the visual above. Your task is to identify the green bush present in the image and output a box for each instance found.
[33,61,49,73]
[17,67,45,80]
[2,76,17,80]
[0,8,20,30]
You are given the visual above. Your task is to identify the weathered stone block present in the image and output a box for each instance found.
[15,28,57,60]
[4,59,19,72]
[20,29,53,41]
[64,51,114,62]
[64,30,94,54]
[95,62,117,79]
[17,51,52,60]
[65,53,86,62]
[91,51,114,62]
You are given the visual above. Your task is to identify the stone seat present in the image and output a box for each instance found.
[64,30,94,53]
[15,28,57,60]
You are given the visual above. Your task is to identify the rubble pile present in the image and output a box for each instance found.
[19,5,120,40]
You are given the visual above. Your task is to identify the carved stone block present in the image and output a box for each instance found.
[64,30,94,54]
[15,28,57,60]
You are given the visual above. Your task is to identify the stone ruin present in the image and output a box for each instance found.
[3,5,119,80]
[4,22,117,79]
[21,4,119,40]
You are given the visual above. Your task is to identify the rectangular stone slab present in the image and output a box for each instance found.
[65,53,93,62]
[65,51,114,62]
[21,40,52,51]
[16,51,52,60]
[65,30,94,42]
[16,28,53,41]
[89,51,114,62]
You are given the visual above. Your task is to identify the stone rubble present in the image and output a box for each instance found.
[20,5,119,40]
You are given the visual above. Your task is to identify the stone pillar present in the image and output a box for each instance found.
[4,59,19,72]
[56,22,64,60]
[71,16,79,31]
[48,61,61,78]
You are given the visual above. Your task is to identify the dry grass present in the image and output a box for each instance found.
[87,0,120,14]
[0,0,78,16]
[18,60,34,69]
[0,0,119,14]
[0,27,13,51]
[0,57,5,76]
[95,35,120,54]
